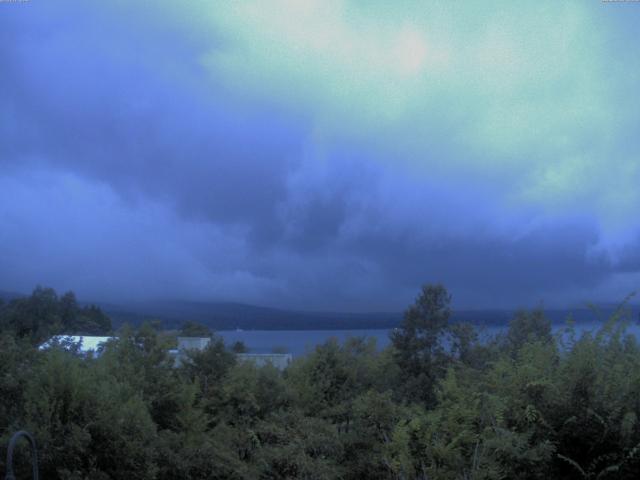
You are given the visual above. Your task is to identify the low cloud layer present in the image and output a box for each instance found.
[1,1,639,311]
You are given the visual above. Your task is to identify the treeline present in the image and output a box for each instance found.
[1,285,640,479]
[0,286,112,343]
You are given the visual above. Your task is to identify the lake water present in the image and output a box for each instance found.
[218,321,640,357]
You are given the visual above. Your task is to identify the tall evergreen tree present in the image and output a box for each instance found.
[390,283,452,405]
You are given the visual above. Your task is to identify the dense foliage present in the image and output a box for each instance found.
[0,287,112,343]
[2,286,640,479]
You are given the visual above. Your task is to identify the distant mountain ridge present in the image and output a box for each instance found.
[100,300,404,330]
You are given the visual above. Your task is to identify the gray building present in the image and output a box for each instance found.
[177,336,211,351]
[174,336,292,370]
[237,353,292,371]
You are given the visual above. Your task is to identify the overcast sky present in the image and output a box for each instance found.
[1,1,639,311]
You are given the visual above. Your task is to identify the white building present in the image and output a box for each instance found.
[40,335,293,370]
[177,336,211,351]
[39,335,115,356]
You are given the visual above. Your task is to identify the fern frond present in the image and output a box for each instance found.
[557,454,587,478]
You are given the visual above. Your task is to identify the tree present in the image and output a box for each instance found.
[2,286,61,344]
[0,287,112,341]
[59,291,79,331]
[75,304,112,335]
[22,347,158,479]
[179,335,236,399]
[504,308,552,355]
[390,283,453,405]
[231,340,248,353]
[0,334,36,437]
[180,321,211,337]
[342,390,406,479]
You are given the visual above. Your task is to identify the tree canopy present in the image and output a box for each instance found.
[0,287,111,345]
[2,284,640,479]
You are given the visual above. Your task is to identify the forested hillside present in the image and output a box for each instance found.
[2,285,640,479]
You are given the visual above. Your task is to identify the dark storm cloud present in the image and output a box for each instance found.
[0,1,637,311]
[613,240,640,274]
[0,2,303,230]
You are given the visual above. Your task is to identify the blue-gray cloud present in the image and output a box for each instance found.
[0,1,638,311]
